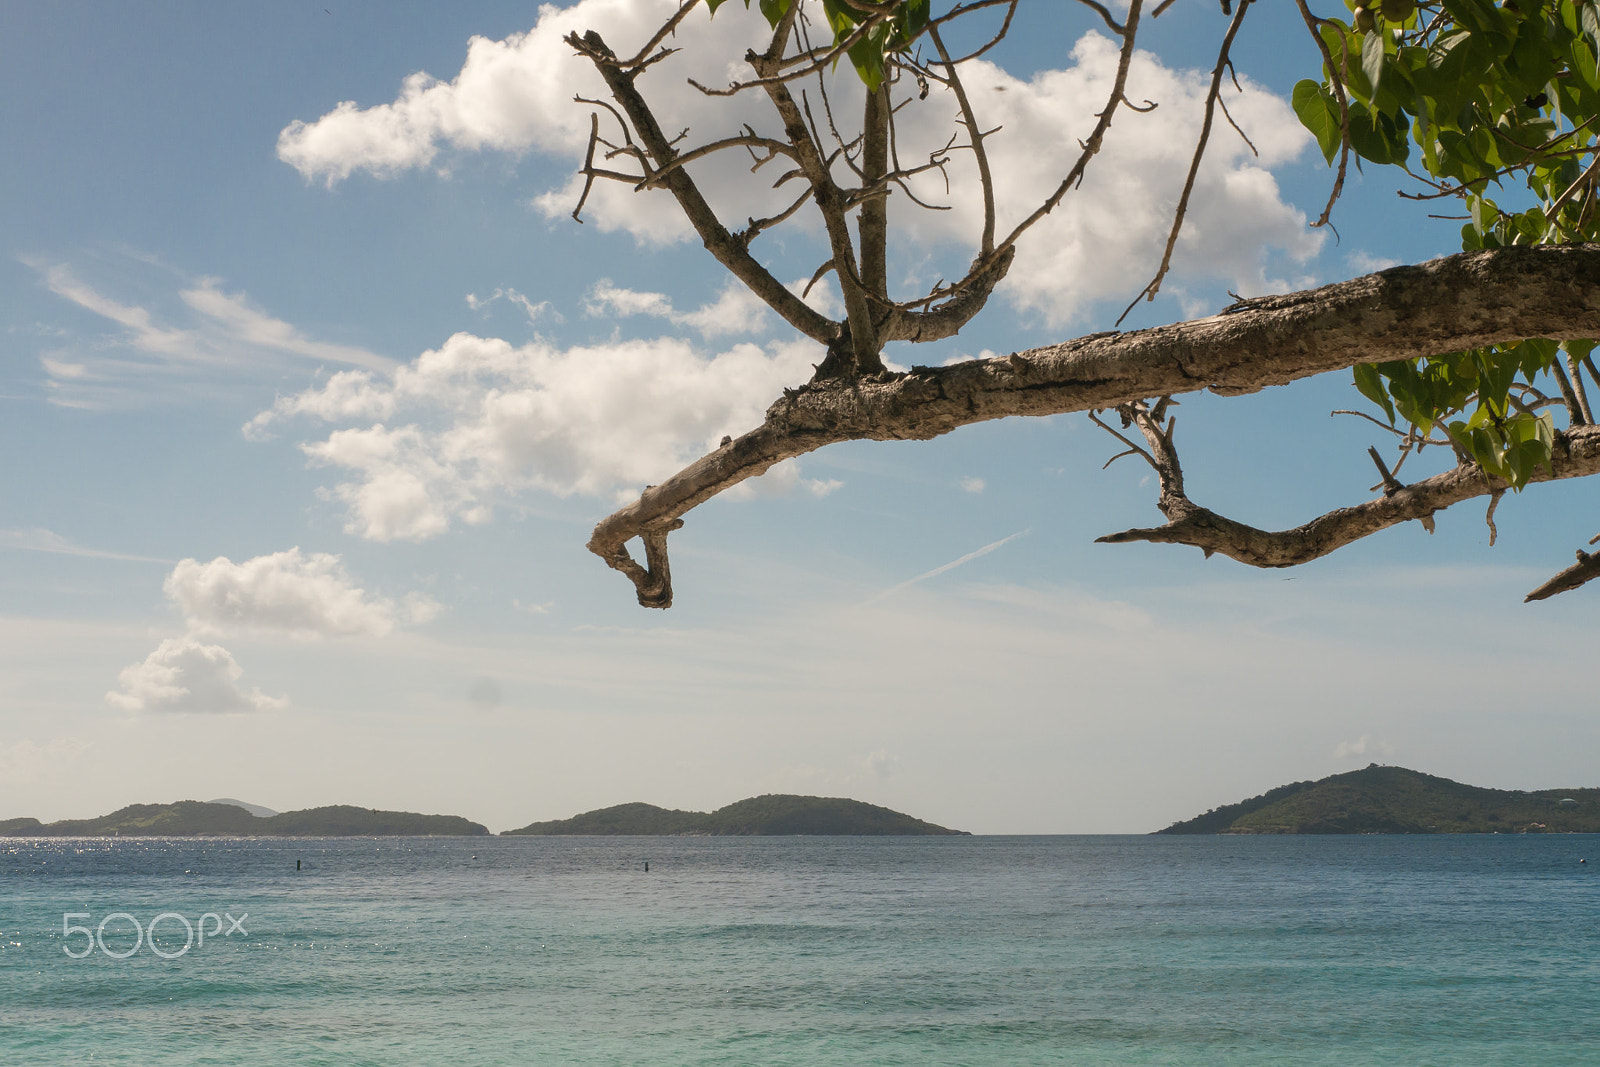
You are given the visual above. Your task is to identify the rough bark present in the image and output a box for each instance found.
[1097,420,1600,567]
[1524,546,1600,602]
[590,244,1600,606]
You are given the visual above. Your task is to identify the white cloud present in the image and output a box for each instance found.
[959,476,985,494]
[722,457,843,500]
[585,279,771,339]
[1333,735,1395,760]
[466,287,557,324]
[864,749,899,780]
[887,33,1321,325]
[251,331,820,541]
[106,637,286,714]
[29,259,393,407]
[276,0,772,246]
[277,3,1318,323]
[0,527,169,564]
[178,278,392,371]
[1347,250,1402,274]
[164,548,438,639]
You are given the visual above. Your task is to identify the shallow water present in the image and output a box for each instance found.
[2,834,1595,1064]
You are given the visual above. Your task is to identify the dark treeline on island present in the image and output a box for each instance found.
[503,794,968,836]
[0,801,489,837]
[1159,765,1600,835]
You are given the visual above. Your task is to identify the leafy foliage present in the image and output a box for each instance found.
[1296,0,1600,487]
[707,0,930,91]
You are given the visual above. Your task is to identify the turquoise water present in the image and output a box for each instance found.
[2,834,1596,1064]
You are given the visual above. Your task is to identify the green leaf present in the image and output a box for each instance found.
[1584,1,1600,73]
[758,0,791,27]
[1347,102,1410,165]
[1292,80,1343,164]
[1362,28,1387,97]
[1354,363,1397,423]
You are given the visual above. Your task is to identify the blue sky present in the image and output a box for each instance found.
[3,0,1596,833]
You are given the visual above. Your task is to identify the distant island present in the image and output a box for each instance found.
[0,800,489,837]
[1158,765,1599,834]
[502,794,968,836]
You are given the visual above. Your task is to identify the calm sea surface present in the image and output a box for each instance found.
[1,834,1595,1065]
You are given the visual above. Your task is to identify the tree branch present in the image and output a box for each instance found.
[859,83,890,302]
[1525,547,1600,602]
[568,30,838,346]
[1096,417,1600,569]
[589,244,1600,606]
[1119,0,1253,324]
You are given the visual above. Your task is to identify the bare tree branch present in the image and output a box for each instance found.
[859,83,891,301]
[1096,422,1600,567]
[589,244,1600,606]
[930,24,996,257]
[1525,547,1600,602]
[1294,0,1350,229]
[568,29,838,346]
[1118,0,1253,325]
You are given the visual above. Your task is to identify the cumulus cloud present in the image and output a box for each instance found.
[107,549,434,712]
[28,258,392,408]
[276,0,772,244]
[886,32,1320,324]
[165,548,438,639]
[106,638,286,714]
[277,1,1318,323]
[250,331,818,541]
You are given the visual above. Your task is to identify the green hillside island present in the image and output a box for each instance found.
[1159,765,1600,835]
[503,794,968,836]
[0,801,489,837]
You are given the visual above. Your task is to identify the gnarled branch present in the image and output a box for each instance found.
[590,244,1600,606]
[1096,413,1600,569]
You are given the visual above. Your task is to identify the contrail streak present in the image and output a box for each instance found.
[869,529,1030,603]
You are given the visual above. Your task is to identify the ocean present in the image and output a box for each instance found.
[1,834,1595,1065]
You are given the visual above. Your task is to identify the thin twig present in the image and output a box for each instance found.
[1117,0,1253,325]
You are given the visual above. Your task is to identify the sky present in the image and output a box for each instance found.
[2,0,1597,834]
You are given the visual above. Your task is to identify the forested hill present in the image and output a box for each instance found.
[502,794,968,836]
[1158,765,1600,834]
[0,801,489,837]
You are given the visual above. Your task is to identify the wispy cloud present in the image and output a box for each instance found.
[584,279,772,339]
[0,527,171,564]
[25,256,393,407]
[466,287,558,325]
